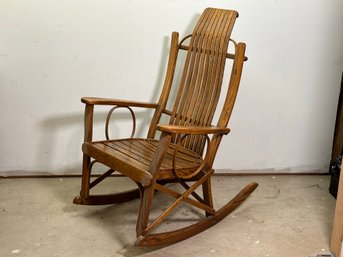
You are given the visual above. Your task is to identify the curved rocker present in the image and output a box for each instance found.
[73,8,258,247]
[136,182,258,247]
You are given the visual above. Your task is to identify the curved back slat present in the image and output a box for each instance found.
[169,8,238,153]
[147,8,245,162]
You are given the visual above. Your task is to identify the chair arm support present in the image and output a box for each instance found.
[157,124,230,135]
[81,97,159,109]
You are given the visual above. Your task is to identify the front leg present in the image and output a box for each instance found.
[136,133,172,237]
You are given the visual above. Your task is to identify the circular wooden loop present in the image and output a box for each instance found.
[229,38,238,47]
[179,34,192,47]
[88,160,98,171]
[172,134,210,179]
[105,106,136,140]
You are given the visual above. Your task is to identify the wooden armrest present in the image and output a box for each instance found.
[81,97,159,109]
[157,124,230,135]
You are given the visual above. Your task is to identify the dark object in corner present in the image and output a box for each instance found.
[330,72,343,199]
[329,156,341,198]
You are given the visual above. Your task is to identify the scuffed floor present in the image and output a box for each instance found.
[0,175,336,257]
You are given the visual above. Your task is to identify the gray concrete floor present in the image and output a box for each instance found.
[0,175,336,257]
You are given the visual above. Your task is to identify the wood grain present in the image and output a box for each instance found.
[81,97,159,108]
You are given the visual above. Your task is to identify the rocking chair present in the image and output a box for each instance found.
[73,7,258,247]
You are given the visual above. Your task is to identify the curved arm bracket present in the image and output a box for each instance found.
[105,106,136,140]
[172,134,211,179]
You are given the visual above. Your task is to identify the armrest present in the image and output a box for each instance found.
[81,97,159,109]
[157,124,230,135]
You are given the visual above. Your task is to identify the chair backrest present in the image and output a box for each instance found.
[148,8,246,164]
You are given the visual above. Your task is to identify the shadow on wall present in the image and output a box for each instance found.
[37,109,155,175]
[33,13,202,176]
[34,34,169,175]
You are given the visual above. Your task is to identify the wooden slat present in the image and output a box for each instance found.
[83,142,152,186]
[144,139,202,164]
[84,139,203,181]
[181,12,218,150]
[167,8,238,155]
[203,11,236,127]
[179,44,248,61]
[81,97,158,108]
[124,139,201,169]
[107,140,168,169]
[157,124,230,135]
[116,140,170,170]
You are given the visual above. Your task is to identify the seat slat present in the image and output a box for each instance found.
[103,141,153,167]
[84,139,202,181]
[111,140,172,170]
[115,140,171,170]
[83,142,152,186]
[143,139,203,163]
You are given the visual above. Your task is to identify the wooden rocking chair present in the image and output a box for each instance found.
[73,7,258,247]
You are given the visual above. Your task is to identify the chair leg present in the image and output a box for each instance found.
[136,133,172,238]
[136,184,155,238]
[73,154,92,204]
[74,154,142,205]
[202,176,214,217]
[136,182,259,247]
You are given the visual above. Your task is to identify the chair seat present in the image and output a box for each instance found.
[82,138,203,185]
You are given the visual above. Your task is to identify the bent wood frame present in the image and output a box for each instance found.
[73,8,258,247]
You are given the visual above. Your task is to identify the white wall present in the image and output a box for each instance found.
[1,0,343,175]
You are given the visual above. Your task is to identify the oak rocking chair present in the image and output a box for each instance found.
[73,8,258,247]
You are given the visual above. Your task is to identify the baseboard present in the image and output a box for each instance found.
[0,170,329,179]
[215,168,329,176]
